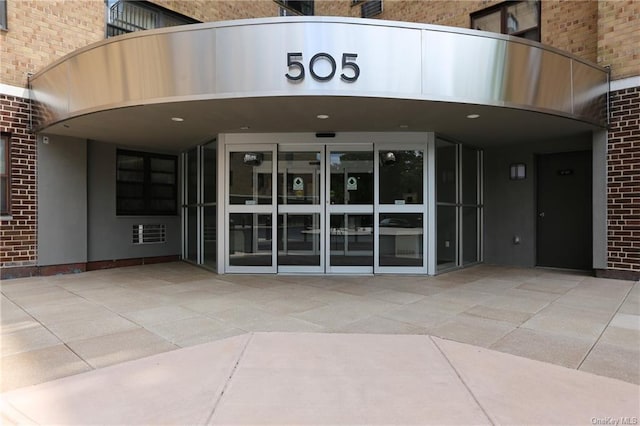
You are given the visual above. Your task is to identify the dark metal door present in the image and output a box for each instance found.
[536,151,592,270]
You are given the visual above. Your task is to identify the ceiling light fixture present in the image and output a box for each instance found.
[171,117,184,122]
[316,114,330,120]
[466,114,480,119]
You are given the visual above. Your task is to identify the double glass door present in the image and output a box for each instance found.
[225,142,426,274]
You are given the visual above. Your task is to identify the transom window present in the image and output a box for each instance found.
[1,134,9,215]
[471,0,541,41]
[116,150,177,216]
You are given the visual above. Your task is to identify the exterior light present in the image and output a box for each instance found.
[243,152,263,166]
[399,124,409,128]
[240,126,250,130]
[171,117,184,122]
[382,151,396,165]
[510,163,526,180]
[466,114,480,119]
[316,114,329,119]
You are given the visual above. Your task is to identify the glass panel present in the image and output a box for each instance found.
[203,142,217,204]
[379,150,424,204]
[329,151,373,205]
[204,206,217,269]
[379,213,423,267]
[229,213,272,266]
[437,205,457,271]
[506,1,539,34]
[0,138,5,174]
[186,206,197,262]
[278,151,321,205]
[472,10,501,33]
[462,147,478,205]
[329,214,373,266]
[229,151,272,205]
[0,177,6,213]
[463,207,479,265]
[278,213,321,266]
[187,148,198,205]
[436,140,457,204]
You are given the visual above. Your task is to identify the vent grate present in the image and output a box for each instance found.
[132,224,166,244]
[361,0,383,18]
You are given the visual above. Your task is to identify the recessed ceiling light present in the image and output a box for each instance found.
[316,114,330,120]
[466,114,480,119]
[399,124,409,129]
[171,117,184,122]
[240,126,250,130]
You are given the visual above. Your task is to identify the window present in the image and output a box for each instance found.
[275,0,314,16]
[116,150,177,216]
[0,0,7,30]
[471,0,540,41]
[106,0,199,38]
[1,134,9,215]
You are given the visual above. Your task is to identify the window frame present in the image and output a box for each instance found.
[1,133,10,216]
[0,0,7,31]
[106,0,200,38]
[275,0,314,16]
[470,0,541,42]
[116,149,178,216]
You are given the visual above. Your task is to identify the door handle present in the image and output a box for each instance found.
[539,212,545,218]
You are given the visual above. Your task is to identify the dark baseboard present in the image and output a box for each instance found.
[595,268,640,281]
[1,255,181,280]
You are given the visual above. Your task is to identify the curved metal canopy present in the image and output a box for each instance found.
[30,17,608,150]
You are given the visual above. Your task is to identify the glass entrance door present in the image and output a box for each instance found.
[277,146,324,273]
[326,145,374,273]
[225,144,277,273]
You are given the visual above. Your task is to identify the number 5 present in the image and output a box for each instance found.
[285,52,304,81]
[341,53,360,82]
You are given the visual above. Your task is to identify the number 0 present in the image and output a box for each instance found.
[309,53,336,82]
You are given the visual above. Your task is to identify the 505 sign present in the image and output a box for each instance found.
[285,52,360,83]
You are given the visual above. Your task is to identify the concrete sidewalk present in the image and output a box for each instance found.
[2,332,639,425]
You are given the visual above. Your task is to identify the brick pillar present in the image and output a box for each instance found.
[605,86,640,279]
[0,94,38,278]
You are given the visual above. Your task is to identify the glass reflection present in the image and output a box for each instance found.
[379,150,423,204]
[278,214,321,266]
[229,213,272,266]
[379,213,423,267]
[329,214,373,266]
[229,151,272,205]
[330,151,373,205]
[278,151,321,205]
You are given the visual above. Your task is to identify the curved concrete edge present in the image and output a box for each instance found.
[432,337,640,425]
[1,332,638,425]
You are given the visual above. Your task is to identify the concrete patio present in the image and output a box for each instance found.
[0,263,640,423]
[1,262,638,392]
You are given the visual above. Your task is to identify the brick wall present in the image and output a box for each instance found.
[154,0,278,21]
[0,95,37,272]
[0,0,105,87]
[607,86,640,277]
[597,0,640,80]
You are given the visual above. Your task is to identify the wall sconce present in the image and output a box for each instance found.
[381,151,396,165]
[510,163,526,180]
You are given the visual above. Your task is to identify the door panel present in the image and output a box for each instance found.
[326,146,374,272]
[226,145,277,273]
[537,151,592,270]
[277,147,324,273]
